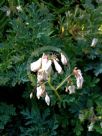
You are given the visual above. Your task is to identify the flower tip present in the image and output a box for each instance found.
[61,53,68,65]
[45,93,50,106]
[30,92,33,99]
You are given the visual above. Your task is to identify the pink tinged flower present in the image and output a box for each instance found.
[73,68,84,89]
[45,93,50,106]
[30,58,42,72]
[61,53,68,65]
[53,59,62,74]
[36,85,45,99]
[76,75,83,89]
[65,86,68,92]
[91,38,98,47]
[30,92,33,99]
[42,54,48,70]
[68,85,75,94]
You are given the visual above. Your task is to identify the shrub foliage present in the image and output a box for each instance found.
[0,0,102,135]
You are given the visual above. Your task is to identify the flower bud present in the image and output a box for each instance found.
[76,76,83,89]
[53,59,62,74]
[73,68,84,89]
[88,122,94,131]
[36,84,45,99]
[68,85,75,94]
[16,5,22,12]
[30,58,42,72]
[61,53,67,65]
[91,38,98,47]
[45,93,50,106]
[6,9,11,16]
[30,92,33,99]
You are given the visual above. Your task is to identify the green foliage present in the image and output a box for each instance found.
[0,102,16,129]
[0,0,102,136]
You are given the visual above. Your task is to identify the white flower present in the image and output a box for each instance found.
[61,53,67,65]
[76,69,83,89]
[45,60,52,72]
[53,59,62,74]
[25,22,29,25]
[88,122,94,131]
[30,58,42,72]
[42,54,48,70]
[16,5,22,12]
[68,85,75,94]
[91,38,98,47]
[44,60,52,79]
[73,68,84,89]
[45,93,50,106]
[76,75,83,89]
[36,85,45,99]
[6,9,11,16]
[30,92,33,99]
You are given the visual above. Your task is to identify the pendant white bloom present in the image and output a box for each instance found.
[30,58,42,72]
[73,68,84,89]
[53,59,62,74]
[36,85,45,99]
[44,60,52,79]
[61,53,68,65]
[88,122,94,131]
[45,93,50,106]
[42,54,48,70]
[16,5,22,12]
[30,92,33,99]
[91,38,98,47]
[68,85,75,94]
[76,69,83,89]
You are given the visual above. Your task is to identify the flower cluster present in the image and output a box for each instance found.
[29,52,84,106]
[30,52,68,105]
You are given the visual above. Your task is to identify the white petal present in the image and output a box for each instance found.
[61,53,67,65]
[76,76,83,89]
[16,5,22,12]
[30,58,42,72]
[30,92,33,99]
[53,59,62,74]
[88,122,94,131]
[44,60,52,79]
[74,69,84,89]
[42,54,48,70]
[45,60,52,72]
[45,93,50,106]
[91,38,98,47]
[68,85,75,94]
[36,85,45,99]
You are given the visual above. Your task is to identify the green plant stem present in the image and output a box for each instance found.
[48,78,61,101]
[56,74,73,91]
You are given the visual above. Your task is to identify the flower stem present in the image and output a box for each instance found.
[48,77,61,101]
[56,74,73,91]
